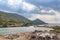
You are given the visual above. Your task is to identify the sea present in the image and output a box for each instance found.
[0,27,53,35]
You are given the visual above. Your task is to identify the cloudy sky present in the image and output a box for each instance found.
[0,0,60,23]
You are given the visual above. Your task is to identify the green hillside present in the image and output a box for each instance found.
[0,11,31,27]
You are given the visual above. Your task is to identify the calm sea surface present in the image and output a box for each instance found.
[0,27,53,35]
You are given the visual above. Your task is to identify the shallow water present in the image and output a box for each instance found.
[0,27,53,35]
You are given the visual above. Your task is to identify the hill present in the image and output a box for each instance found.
[24,19,47,26]
[32,19,47,25]
[0,11,31,27]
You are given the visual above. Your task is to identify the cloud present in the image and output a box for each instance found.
[8,0,22,6]
[29,14,55,20]
[25,0,55,3]
[37,0,54,3]
[25,0,60,11]
[7,0,22,10]
[0,0,6,5]
[0,0,60,13]
[40,9,56,15]
[33,6,56,15]
[29,9,60,23]
[22,2,36,11]
[7,0,37,12]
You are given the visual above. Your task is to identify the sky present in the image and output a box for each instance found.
[0,0,60,23]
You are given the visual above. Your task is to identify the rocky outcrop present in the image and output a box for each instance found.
[56,33,60,40]
[0,32,59,40]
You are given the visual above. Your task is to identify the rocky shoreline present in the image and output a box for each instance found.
[0,32,60,40]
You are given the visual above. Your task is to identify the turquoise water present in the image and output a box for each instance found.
[0,27,53,35]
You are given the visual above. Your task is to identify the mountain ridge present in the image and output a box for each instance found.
[0,11,31,27]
